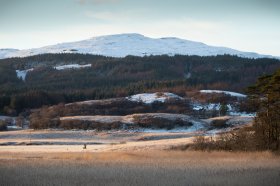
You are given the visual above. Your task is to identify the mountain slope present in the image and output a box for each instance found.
[0,49,20,59]
[0,34,276,59]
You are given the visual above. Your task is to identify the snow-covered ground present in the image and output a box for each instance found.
[54,64,91,70]
[138,120,204,133]
[192,103,232,111]
[68,93,182,106]
[127,92,182,104]
[229,112,256,117]
[16,68,34,81]
[200,90,247,98]
[192,102,255,117]
[15,64,91,80]
[7,126,22,130]
[0,33,276,59]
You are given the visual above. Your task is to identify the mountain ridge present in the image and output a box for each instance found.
[0,33,277,59]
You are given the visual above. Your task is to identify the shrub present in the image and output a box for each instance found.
[0,120,8,131]
[190,127,256,151]
[133,115,192,130]
[59,120,124,131]
[209,119,229,129]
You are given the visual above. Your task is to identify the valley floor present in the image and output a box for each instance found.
[0,129,197,152]
[1,130,280,185]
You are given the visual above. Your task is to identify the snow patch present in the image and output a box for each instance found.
[200,90,247,98]
[229,112,256,117]
[7,126,22,130]
[192,102,255,117]
[192,103,231,111]
[139,125,203,133]
[16,68,34,81]
[126,92,182,104]
[54,64,91,70]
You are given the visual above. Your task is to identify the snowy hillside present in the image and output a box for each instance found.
[0,34,277,59]
[0,49,19,59]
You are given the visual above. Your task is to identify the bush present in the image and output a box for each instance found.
[209,119,229,129]
[133,115,192,130]
[190,127,256,151]
[0,120,8,131]
[59,120,124,131]
[192,136,213,150]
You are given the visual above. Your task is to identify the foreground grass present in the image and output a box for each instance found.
[0,151,280,186]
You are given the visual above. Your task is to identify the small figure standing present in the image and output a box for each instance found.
[83,144,87,149]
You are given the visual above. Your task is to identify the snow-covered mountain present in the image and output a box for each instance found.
[0,33,277,59]
[0,48,20,59]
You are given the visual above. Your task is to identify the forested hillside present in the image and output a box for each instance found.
[0,54,279,114]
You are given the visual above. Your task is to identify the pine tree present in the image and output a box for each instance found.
[219,104,228,116]
[248,69,280,150]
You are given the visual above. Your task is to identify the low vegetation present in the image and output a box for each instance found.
[0,151,279,186]
[59,120,124,130]
[29,98,192,130]
[0,120,7,131]
[209,118,230,130]
[192,129,255,151]
[133,115,193,130]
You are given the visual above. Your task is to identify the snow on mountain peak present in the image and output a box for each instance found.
[0,48,20,59]
[0,33,277,59]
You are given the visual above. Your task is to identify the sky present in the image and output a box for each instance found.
[0,0,279,56]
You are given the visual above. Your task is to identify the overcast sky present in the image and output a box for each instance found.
[0,0,279,56]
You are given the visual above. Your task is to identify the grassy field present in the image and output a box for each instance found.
[0,151,279,186]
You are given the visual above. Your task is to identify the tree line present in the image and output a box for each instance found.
[0,54,279,115]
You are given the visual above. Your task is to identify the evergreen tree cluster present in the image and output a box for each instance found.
[248,69,280,150]
[0,54,279,114]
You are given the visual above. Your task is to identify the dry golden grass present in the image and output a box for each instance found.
[1,151,280,186]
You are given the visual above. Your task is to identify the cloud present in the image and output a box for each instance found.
[85,11,132,21]
[85,11,117,21]
[77,0,121,5]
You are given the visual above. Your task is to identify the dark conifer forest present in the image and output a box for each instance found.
[0,53,279,114]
